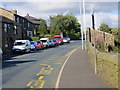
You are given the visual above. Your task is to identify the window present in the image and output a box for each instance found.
[28,22,30,27]
[23,19,24,24]
[4,38,8,48]
[14,26,17,34]
[27,31,33,37]
[4,23,8,32]
[17,17,19,23]
[36,25,38,28]
[8,24,10,29]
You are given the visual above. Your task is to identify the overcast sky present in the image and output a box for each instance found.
[0,0,119,28]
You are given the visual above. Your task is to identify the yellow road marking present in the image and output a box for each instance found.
[26,80,45,88]
[54,62,62,64]
[26,81,33,86]
[38,76,44,80]
[37,66,53,76]
[38,81,45,88]
[40,64,48,66]
[30,86,33,88]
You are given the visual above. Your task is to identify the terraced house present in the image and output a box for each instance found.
[0,8,40,54]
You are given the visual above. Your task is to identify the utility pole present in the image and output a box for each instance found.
[91,7,97,75]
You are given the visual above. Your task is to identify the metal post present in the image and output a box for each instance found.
[79,2,84,50]
[91,8,97,74]
[83,0,86,50]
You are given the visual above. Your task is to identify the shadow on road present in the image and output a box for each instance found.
[2,60,37,69]
[2,51,40,61]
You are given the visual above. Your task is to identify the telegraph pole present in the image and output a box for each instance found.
[91,8,97,75]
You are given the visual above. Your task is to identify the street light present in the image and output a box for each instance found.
[79,2,84,50]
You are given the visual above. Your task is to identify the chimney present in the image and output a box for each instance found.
[27,13,29,16]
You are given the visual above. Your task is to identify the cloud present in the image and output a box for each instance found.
[76,12,118,29]
[0,1,118,28]
[0,0,119,2]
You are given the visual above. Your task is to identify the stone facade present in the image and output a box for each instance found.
[89,28,115,50]
[0,8,41,54]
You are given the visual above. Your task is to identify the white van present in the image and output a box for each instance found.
[12,40,31,53]
[40,38,50,48]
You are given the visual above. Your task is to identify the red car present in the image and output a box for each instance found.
[54,35,63,45]
[34,41,44,50]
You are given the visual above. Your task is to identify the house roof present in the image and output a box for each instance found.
[24,14,40,25]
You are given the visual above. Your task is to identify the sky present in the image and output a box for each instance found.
[0,0,119,28]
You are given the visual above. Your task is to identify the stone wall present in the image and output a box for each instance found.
[89,28,115,51]
[88,42,119,88]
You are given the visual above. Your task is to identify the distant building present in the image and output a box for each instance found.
[24,14,40,36]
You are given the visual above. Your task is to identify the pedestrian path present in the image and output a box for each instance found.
[58,46,108,88]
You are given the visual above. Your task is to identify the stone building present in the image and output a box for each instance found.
[24,14,40,37]
[0,8,39,54]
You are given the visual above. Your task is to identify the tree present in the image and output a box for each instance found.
[100,24,111,33]
[49,14,81,37]
[111,28,120,44]
[38,19,47,37]
[54,25,61,35]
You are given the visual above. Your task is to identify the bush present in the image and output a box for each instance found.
[31,37,40,41]
[96,42,106,52]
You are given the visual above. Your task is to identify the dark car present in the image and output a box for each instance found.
[52,39,59,46]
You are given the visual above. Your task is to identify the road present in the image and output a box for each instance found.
[2,40,81,88]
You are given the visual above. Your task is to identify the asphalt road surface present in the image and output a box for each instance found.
[2,40,81,88]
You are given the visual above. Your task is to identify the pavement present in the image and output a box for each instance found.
[59,46,108,88]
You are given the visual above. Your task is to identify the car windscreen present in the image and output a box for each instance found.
[54,37,61,39]
[14,42,25,46]
[40,40,47,42]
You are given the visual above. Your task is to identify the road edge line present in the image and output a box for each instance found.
[55,46,81,89]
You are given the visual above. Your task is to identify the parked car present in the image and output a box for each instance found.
[30,41,38,51]
[0,48,2,54]
[40,38,50,48]
[52,39,59,46]
[54,35,63,45]
[63,37,70,43]
[0,48,2,60]
[49,40,54,47]
[12,40,31,53]
[35,40,44,50]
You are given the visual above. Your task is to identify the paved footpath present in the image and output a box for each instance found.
[59,46,108,88]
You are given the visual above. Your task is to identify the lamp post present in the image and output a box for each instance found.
[79,1,84,50]
[83,0,87,50]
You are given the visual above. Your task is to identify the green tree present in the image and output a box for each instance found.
[38,19,47,37]
[100,24,111,33]
[111,28,120,43]
[54,25,61,35]
[49,14,81,37]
